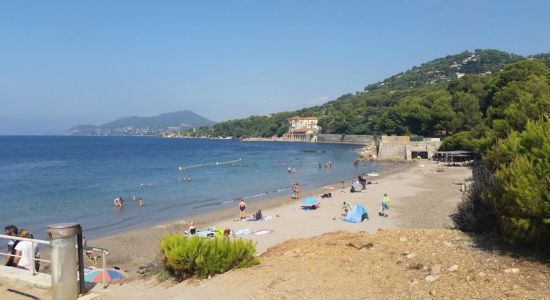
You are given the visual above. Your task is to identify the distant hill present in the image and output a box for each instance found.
[68,110,215,136]
[363,49,523,92]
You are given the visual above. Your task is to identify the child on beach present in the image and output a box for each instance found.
[379,193,390,217]
[342,202,352,216]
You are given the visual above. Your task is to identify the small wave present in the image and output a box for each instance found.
[276,188,287,192]
[192,202,223,209]
[243,192,267,199]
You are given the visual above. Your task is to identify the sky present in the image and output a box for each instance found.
[1,0,549,134]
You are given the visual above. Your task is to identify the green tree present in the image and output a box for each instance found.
[484,118,550,247]
[451,92,482,130]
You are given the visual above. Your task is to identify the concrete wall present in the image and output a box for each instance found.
[316,134,375,144]
[378,140,441,160]
[378,142,407,160]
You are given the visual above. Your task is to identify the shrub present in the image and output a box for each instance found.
[159,235,259,280]
[452,161,497,234]
[484,118,550,249]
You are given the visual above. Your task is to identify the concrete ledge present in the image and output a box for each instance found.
[0,265,51,289]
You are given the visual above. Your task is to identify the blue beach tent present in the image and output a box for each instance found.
[303,197,319,205]
[343,204,368,223]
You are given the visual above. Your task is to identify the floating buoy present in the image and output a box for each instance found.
[178,158,243,171]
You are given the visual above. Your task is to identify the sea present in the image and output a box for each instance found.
[0,136,381,240]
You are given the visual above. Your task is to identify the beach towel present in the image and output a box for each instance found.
[343,204,368,223]
[235,229,251,236]
[252,229,273,236]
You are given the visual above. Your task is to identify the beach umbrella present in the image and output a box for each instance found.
[84,268,127,283]
[302,197,319,205]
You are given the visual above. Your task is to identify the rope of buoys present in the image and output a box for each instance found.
[178,158,243,171]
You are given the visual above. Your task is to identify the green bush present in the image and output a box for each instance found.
[159,235,259,280]
[484,118,550,249]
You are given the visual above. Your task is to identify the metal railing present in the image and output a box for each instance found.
[1,234,112,289]
[0,234,51,276]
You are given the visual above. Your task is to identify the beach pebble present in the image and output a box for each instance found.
[431,264,442,275]
[399,237,407,242]
[406,253,416,259]
[425,275,439,283]
[505,268,520,274]
[448,265,459,272]
[477,272,486,277]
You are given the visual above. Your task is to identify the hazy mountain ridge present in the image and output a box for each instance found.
[68,110,215,136]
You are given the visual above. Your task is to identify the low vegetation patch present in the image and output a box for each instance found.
[160,234,259,280]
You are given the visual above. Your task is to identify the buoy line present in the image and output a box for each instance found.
[178,158,243,171]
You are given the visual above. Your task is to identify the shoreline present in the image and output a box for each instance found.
[90,160,410,239]
[87,160,464,276]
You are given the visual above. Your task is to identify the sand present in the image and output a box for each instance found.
[0,161,475,299]
[87,161,479,299]
[90,161,469,273]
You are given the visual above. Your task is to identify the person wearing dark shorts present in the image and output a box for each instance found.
[239,199,246,219]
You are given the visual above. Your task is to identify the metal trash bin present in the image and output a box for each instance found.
[47,223,81,300]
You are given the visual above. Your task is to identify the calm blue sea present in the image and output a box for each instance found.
[0,136,379,239]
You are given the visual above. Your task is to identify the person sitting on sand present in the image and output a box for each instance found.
[342,202,352,216]
[239,199,247,219]
[188,221,196,235]
[379,193,390,217]
[254,209,263,220]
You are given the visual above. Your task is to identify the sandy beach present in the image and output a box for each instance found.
[6,161,548,300]
[87,160,469,276]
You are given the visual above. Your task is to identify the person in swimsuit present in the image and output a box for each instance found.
[239,199,246,219]
[188,221,196,235]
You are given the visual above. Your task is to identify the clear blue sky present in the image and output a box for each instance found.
[1,0,549,134]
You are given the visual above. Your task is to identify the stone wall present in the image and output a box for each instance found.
[316,134,375,144]
[378,140,442,160]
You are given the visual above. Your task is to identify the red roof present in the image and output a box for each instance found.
[288,116,318,120]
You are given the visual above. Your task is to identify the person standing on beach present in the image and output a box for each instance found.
[239,199,246,219]
[380,193,390,217]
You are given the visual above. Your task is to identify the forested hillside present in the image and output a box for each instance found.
[184,49,528,138]
[183,50,550,250]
